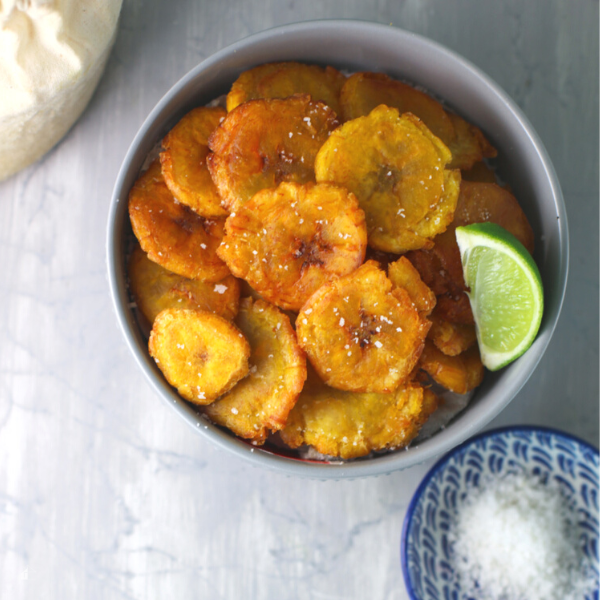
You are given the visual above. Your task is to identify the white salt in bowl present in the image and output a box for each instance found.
[401,426,599,599]
[107,21,569,478]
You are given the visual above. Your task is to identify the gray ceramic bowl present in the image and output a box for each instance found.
[107,20,568,478]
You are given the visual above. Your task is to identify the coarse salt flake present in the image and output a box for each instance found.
[214,284,228,294]
[450,472,594,600]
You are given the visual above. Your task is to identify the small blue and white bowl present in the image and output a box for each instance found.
[401,426,599,600]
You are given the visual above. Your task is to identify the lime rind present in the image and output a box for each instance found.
[456,223,544,371]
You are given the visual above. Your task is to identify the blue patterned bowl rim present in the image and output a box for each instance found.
[400,425,600,600]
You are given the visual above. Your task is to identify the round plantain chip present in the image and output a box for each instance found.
[280,366,438,460]
[207,95,340,211]
[159,106,228,218]
[445,112,497,171]
[128,160,230,282]
[296,260,431,394]
[217,181,367,311]
[203,298,307,444]
[387,256,436,317]
[314,106,461,254]
[148,308,250,405]
[340,72,456,140]
[418,340,484,394]
[427,305,477,357]
[339,72,496,170]
[128,244,240,324]
[452,181,534,253]
[226,62,346,115]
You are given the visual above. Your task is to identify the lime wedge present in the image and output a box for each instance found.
[455,223,544,371]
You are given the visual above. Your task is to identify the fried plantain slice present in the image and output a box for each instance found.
[280,366,438,459]
[159,106,228,218]
[207,95,340,211]
[204,298,307,443]
[452,181,535,253]
[406,168,462,246]
[446,112,497,170]
[148,308,250,405]
[434,292,474,325]
[418,340,484,394]
[217,182,367,311]
[314,106,460,253]
[388,256,436,317]
[339,72,496,170]
[340,72,456,139]
[296,261,431,393]
[427,305,477,356]
[406,226,465,297]
[128,160,230,281]
[128,244,240,324]
[226,62,346,115]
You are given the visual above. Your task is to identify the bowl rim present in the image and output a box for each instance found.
[400,425,600,600]
[106,19,570,479]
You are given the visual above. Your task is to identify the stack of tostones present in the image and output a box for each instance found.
[124,60,537,461]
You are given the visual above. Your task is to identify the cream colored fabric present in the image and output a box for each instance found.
[0,0,122,180]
